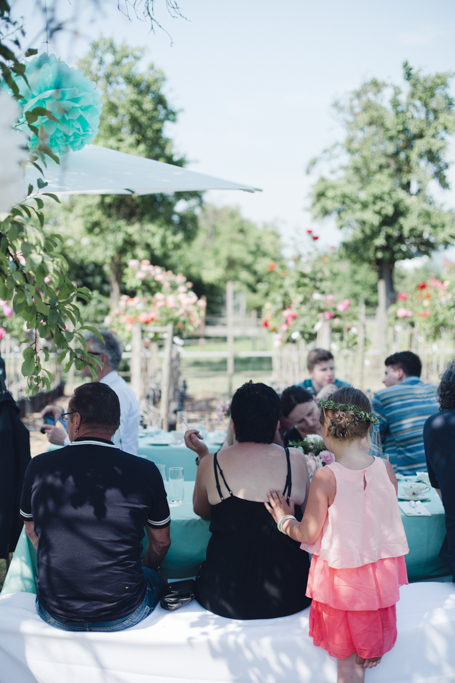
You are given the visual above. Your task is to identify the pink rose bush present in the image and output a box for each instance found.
[390,278,455,340]
[108,263,206,341]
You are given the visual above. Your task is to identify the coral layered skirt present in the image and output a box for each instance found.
[307,555,408,659]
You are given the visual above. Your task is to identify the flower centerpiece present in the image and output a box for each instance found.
[289,433,335,479]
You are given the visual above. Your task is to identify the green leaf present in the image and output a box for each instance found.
[42,193,61,203]
[37,178,48,189]
[34,197,44,209]
[21,356,36,376]
[28,106,59,123]
[27,184,33,196]
[22,346,35,359]
[25,48,38,57]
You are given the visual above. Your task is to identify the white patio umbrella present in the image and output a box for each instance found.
[25,145,261,195]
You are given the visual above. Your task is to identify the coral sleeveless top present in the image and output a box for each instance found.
[302,457,409,568]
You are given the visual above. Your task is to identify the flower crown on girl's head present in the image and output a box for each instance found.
[317,399,379,425]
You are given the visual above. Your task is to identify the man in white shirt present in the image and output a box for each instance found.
[42,330,141,455]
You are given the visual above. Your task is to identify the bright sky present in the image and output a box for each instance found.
[11,0,455,253]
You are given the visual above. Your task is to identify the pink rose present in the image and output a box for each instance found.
[397,292,409,300]
[320,450,335,465]
[128,259,140,269]
[0,328,5,340]
[324,311,335,320]
[397,308,413,318]
[326,294,335,301]
[3,305,13,317]
[306,455,318,475]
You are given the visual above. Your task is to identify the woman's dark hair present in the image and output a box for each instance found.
[281,385,314,418]
[385,351,421,378]
[230,381,281,443]
[438,361,455,411]
[319,386,372,440]
[68,382,121,433]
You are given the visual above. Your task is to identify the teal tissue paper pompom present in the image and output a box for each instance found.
[8,53,102,155]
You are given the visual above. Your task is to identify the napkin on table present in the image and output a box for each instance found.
[399,501,431,517]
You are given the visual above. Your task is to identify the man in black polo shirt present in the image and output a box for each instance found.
[20,382,171,631]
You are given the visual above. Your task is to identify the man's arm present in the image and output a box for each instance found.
[24,521,39,550]
[371,394,388,441]
[143,525,171,571]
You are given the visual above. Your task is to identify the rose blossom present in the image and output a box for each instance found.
[306,456,318,476]
[320,450,335,465]
[0,328,5,340]
[324,311,335,320]
[397,308,413,318]
[2,305,13,317]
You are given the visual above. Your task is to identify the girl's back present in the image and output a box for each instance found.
[305,457,408,568]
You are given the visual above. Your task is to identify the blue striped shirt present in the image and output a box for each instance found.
[372,376,439,475]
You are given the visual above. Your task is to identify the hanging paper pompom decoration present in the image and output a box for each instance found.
[0,93,28,213]
[6,53,102,155]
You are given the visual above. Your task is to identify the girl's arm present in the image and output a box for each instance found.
[265,467,335,544]
[384,459,398,494]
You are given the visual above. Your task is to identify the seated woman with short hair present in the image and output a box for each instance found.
[184,382,311,620]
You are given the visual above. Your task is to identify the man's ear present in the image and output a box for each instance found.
[397,368,405,381]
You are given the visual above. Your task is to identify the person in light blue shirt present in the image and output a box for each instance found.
[298,348,350,400]
[372,351,439,476]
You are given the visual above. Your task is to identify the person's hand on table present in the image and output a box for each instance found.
[265,489,295,523]
[316,383,338,400]
[184,429,209,460]
[42,424,67,445]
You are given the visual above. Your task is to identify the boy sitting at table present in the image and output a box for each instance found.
[298,348,350,400]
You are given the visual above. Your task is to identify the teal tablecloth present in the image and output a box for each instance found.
[138,440,223,480]
[1,483,450,596]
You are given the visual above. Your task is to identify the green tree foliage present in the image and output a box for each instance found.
[170,204,283,313]
[308,62,455,307]
[55,38,201,310]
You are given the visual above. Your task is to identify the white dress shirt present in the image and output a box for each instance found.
[64,371,141,455]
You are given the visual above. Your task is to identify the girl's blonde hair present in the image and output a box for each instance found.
[319,387,373,440]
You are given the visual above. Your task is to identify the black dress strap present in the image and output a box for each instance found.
[213,451,233,502]
[282,447,292,498]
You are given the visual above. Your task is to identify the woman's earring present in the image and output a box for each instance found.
[75,429,79,435]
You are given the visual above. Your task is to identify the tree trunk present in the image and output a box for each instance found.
[109,255,122,310]
[378,260,396,308]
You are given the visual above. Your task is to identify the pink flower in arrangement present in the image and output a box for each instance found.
[2,305,13,317]
[397,292,409,300]
[0,328,5,340]
[128,259,140,269]
[135,271,147,280]
[306,455,318,475]
[326,294,335,301]
[175,274,186,284]
[324,311,335,320]
[397,308,413,318]
[320,450,335,465]
[337,299,351,312]
[428,277,444,288]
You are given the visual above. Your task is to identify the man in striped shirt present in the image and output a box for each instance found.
[372,351,439,476]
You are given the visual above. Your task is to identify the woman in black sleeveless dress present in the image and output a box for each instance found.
[185,382,311,620]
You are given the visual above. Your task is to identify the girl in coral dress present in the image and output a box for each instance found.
[266,387,409,683]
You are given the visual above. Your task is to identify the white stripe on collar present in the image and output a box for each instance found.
[69,440,119,449]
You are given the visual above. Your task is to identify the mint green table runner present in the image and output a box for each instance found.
[2,483,450,595]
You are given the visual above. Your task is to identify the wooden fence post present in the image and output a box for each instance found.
[131,322,143,401]
[226,281,234,395]
[160,323,174,431]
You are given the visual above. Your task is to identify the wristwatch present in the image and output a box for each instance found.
[195,456,200,467]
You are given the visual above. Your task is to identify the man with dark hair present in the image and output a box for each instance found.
[372,350,439,475]
[298,348,350,399]
[21,382,170,631]
[42,329,141,455]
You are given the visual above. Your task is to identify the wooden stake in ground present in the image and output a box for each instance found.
[160,324,174,431]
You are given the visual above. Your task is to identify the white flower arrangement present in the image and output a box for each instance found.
[0,94,28,215]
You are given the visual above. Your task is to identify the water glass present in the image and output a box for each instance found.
[168,467,184,504]
[156,464,166,482]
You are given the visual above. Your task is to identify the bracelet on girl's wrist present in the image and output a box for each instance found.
[277,514,296,534]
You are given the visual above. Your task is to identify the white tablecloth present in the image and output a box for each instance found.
[0,583,455,682]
